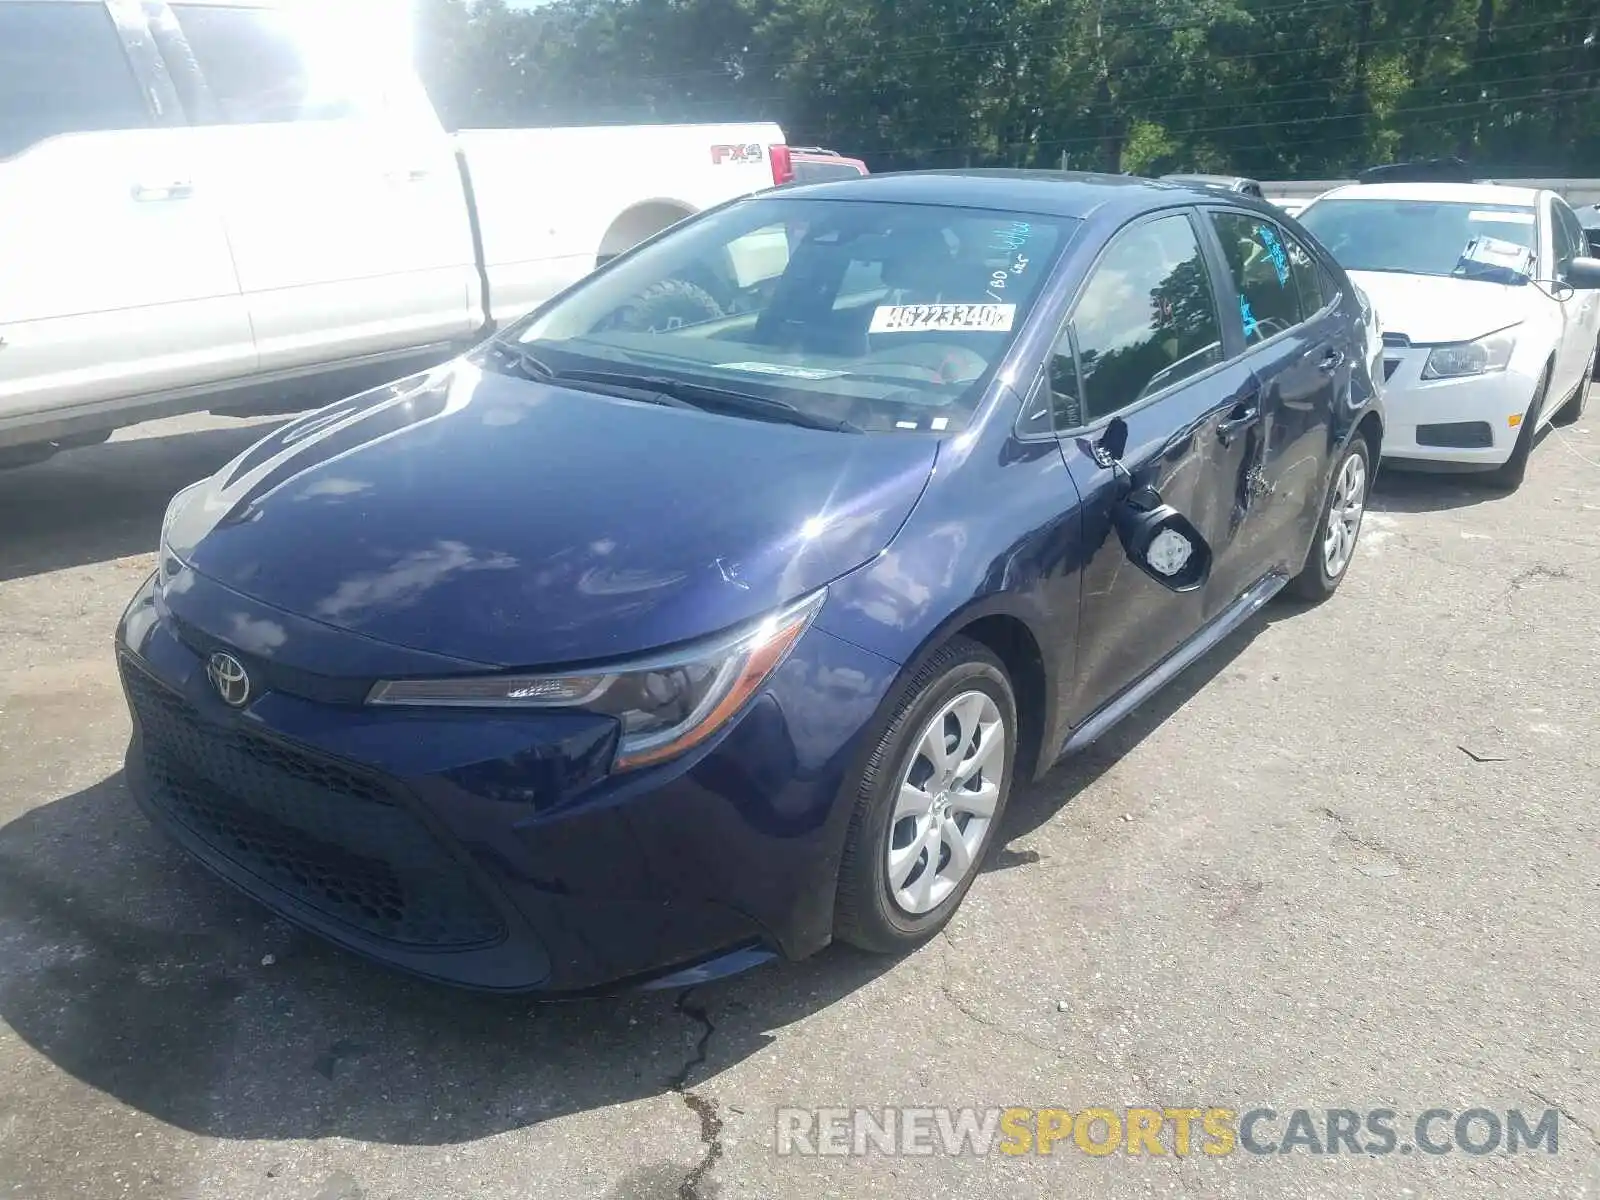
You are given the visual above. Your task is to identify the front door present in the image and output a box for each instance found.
[1045,209,1262,725]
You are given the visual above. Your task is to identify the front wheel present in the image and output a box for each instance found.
[834,637,1017,954]
[1484,366,1549,491]
[1553,347,1593,426]
[1284,435,1370,603]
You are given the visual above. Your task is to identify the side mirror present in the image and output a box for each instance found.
[1566,257,1600,290]
[1112,484,1213,593]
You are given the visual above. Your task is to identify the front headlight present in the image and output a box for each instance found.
[367,590,826,771]
[1421,327,1518,379]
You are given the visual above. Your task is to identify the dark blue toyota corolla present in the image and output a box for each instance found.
[117,171,1384,993]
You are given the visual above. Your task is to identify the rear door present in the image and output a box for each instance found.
[164,0,477,373]
[1201,208,1343,598]
[0,0,254,423]
[1045,209,1263,724]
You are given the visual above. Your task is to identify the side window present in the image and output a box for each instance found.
[1208,211,1307,344]
[1552,202,1584,279]
[1050,213,1225,428]
[0,2,152,159]
[1284,229,1328,317]
[171,4,359,124]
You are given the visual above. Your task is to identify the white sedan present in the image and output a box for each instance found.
[1298,182,1600,488]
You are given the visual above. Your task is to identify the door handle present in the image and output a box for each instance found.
[386,168,432,184]
[1216,402,1260,447]
[1316,347,1346,373]
[131,181,194,202]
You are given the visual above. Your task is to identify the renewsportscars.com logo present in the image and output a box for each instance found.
[775,1106,1564,1158]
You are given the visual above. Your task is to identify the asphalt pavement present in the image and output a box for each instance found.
[1,395,1597,1199]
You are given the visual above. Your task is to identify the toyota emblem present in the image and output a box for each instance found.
[206,651,252,708]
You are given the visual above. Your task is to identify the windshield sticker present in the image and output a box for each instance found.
[1455,235,1534,280]
[1468,210,1535,224]
[715,362,846,380]
[1239,294,1260,339]
[870,303,1016,333]
[1256,224,1290,285]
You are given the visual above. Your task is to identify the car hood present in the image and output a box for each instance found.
[166,361,938,667]
[1346,270,1531,344]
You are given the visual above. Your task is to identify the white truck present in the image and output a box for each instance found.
[0,0,790,467]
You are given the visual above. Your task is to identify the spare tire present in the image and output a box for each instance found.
[603,279,724,334]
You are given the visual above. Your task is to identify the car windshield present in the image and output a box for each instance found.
[500,197,1077,434]
[1299,198,1537,278]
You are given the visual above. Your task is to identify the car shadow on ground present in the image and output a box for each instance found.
[1369,422,1567,515]
[0,419,286,583]
[997,591,1299,847]
[0,589,1288,1158]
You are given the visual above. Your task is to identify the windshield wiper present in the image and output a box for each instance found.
[1344,267,1451,277]
[489,344,861,433]
[593,373,864,433]
[484,343,698,409]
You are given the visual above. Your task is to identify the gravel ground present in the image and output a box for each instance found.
[1,393,1597,1199]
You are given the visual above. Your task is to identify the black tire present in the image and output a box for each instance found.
[1483,366,1549,491]
[1593,337,1600,382]
[1553,348,1593,426]
[1283,434,1372,603]
[602,278,723,334]
[834,636,1018,955]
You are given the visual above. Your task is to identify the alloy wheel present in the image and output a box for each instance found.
[885,689,1008,916]
[1322,451,1366,578]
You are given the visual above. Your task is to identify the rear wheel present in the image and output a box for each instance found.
[835,637,1017,954]
[1284,435,1370,603]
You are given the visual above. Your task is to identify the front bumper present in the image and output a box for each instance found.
[1376,349,1536,467]
[115,565,900,993]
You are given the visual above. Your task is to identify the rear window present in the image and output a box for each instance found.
[509,196,1078,435]
[0,1,150,159]
[1300,198,1538,277]
[171,2,394,123]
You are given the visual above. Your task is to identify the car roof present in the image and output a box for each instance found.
[768,169,1258,220]
[1316,181,1543,206]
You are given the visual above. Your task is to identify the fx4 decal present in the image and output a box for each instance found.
[711,143,763,165]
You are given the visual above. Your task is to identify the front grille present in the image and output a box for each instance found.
[1417,420,1494,448]
[121,659,505,949]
